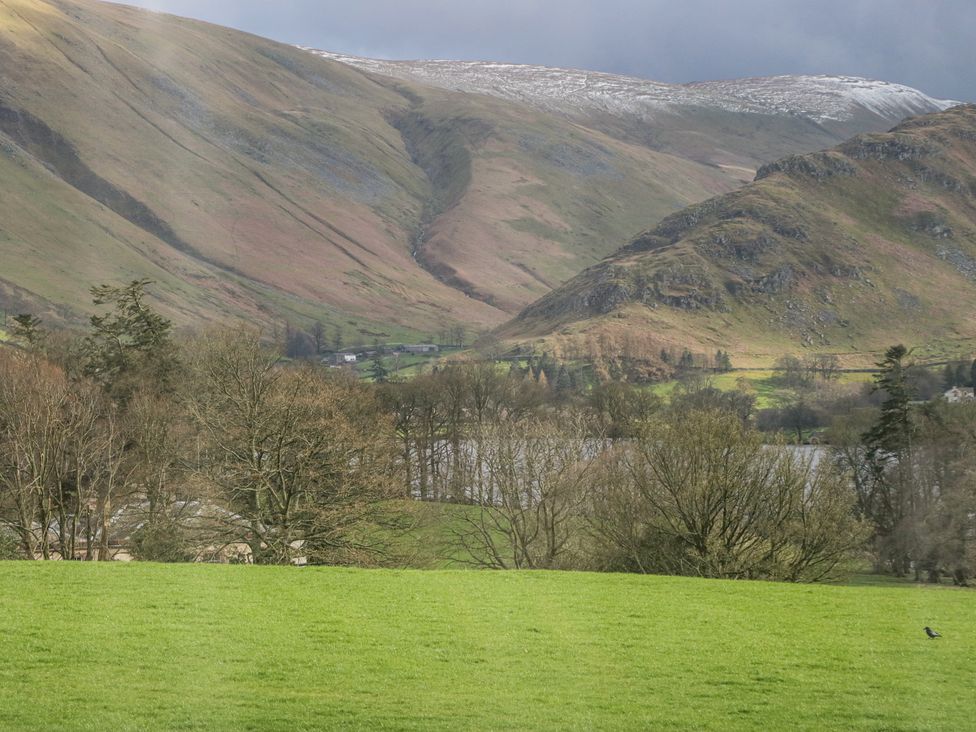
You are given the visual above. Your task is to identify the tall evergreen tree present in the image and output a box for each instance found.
[714,350,733,372]
[83,279,176,399]
[369,353,389,383]
[555,365,573,396]
[860,344,918,575]
[11,314,43,349]
[863,345,914,454]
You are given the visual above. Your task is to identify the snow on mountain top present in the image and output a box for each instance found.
[685,75,958,122]
[303,48,958,124]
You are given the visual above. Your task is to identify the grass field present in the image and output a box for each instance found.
[650,370,876,409]
[354,350,458,381]
[0,564,972,731]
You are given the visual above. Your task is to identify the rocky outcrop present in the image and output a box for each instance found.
[908,211,953,238]
[936,247,976,280]
[755,152,856,181]
[502,105,976,361]
[706,233,776,262]
[840,133,939,162]
[752,265,795,294]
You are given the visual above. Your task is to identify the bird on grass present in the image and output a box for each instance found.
[924,626,942,639]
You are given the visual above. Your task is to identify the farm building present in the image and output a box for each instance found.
[400,344,439,354]
[944,386,975,403]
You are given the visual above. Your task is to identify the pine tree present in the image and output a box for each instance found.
[714,349,733,372]
[83,279,176,398]
[555,365,572,395]
[863,344,914,454]
[11,313,43,348]
[861,344,919,576]
[369,353,389,383]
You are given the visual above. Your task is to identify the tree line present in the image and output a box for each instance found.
[1,283,974,584]
[1,282,397,564]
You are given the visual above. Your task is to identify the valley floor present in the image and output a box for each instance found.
[0,564,972,730]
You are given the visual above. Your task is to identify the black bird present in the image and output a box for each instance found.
[925,626,942,639]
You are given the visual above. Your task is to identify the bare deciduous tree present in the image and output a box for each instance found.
[589,409,865,580]
[186,330,398,564]
[452,416,596,569]
[0,351,122,560]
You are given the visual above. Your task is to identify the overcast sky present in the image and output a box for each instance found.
[116,1,974,101]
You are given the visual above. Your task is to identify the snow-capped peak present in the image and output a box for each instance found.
[301,48,958,124]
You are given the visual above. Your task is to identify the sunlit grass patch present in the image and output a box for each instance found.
[0,563,972,731]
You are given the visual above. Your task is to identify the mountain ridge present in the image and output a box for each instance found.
[305,47,960,185]
[499,104,976,371]
[0,0,753,334]
[305,51,958,124]
[0,0,963,347]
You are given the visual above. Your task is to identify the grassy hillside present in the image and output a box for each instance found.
[2,1,942,340]
[0,0,452,336]
[503,105,976,368]
[0,563,971,730]
[381,87,738,313]
[0,0,744,337]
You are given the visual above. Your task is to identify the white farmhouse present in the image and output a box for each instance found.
[943,386,975,403]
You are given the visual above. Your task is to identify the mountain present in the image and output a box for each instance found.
[500,105,976,370]
[307,51,957,173]
[0,0,762,337]
[1,0,520,338]
[0,0,957,342]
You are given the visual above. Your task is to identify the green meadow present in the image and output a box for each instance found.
[0,563,971,731]
[650,370,876,409]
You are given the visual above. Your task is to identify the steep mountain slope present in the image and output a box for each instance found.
[0,0,466,335]
[0,0,745,336]
[0,0,957,340]
[374,89,737,314]
[308,51,957,174]
[501,105,976,370]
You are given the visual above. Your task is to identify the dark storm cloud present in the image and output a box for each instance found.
[117,0,974,100]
